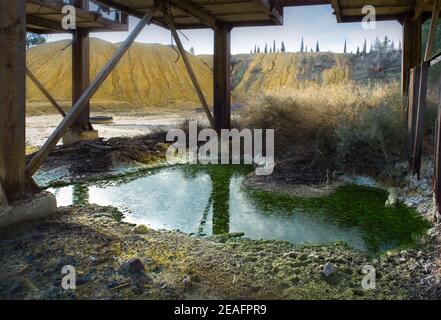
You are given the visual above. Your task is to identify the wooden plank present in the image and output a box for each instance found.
[412,61,430,177]
[331,0,342,23]
[434,98,441,220]
[424,0,440,61]
[0,0,27,201]
[163,11,215,129]
[408,66,421,162]
[26,68,66,117]
[214,22,232,132]
[26,0,127,32]
[171,0,217,29]
[402,13,422,95]
[26,9,156,176]
[414,0,431,21]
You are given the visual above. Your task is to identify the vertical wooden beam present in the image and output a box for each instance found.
[0,0,26,201]
[402,13,422,97]
[26,10,156,176]
[214,22,232,132]
[434,100,441,220]
[412,61,429,177]
[408,66,421,162]
[71,0,92,132]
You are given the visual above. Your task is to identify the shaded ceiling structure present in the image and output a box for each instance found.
[2,0,441,227]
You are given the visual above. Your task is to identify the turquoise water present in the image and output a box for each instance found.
[47,165,430,253]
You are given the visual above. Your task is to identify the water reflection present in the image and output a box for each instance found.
[47,165,429,253]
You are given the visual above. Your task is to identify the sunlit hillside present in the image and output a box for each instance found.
[26,39,213,114]
[26,38,401,115]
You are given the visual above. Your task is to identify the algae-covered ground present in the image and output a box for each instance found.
[248,185,431,253]
[9,136,440,300]
[0,204,439,300]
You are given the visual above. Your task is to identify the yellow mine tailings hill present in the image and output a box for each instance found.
[26,39,400,115]
[26,39,213,114]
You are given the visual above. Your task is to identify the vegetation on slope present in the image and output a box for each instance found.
[26,39,401,115]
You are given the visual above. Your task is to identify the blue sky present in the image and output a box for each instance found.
[48,5,402,55]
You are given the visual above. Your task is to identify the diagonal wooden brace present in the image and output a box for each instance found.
[26,9,156,177]
[412,61,429,177]
[26,67,66,117]
[163,11,215,129]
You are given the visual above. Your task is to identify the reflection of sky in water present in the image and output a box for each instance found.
[48,166,367,251]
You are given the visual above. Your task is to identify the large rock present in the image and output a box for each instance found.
[385,188,398,207]
[120,258,145,275]
[323,262,337,277]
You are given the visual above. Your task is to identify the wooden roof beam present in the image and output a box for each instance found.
[414,0,431,21]
[331,0,342,23]
[170,0,217,29]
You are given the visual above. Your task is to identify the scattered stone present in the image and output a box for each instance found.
[323,262,336,277]
[77,274,93,285]
[182,276,192,290]
[120,258,145,275]
[283,251,298,259]
[385,188,398,207]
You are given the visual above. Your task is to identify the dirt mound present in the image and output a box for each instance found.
[26,39,213,113]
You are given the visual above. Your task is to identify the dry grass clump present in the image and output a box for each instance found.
[241,81,406,174]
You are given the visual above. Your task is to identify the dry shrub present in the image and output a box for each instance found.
[241,81,406,174]
[240,95,332,164]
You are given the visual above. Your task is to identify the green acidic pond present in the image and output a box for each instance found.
[47,165,430,253]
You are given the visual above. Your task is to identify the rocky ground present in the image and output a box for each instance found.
[0,204,439,300]
[4,132,441,300]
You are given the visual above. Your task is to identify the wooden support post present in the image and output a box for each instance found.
[434,101,441,221]
[408,66,421,163]
[0,0,27,202]
[26,9,156,176]
[411,2,439,177]
[402,13,422,97]
[71,0,92,133]
[163,12,215,129]
[214,22,232,132]
[412,61,429,177]
[26,68,66,117]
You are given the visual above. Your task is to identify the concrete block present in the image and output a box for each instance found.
[62,129,99,145]
[0,192,57,229]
